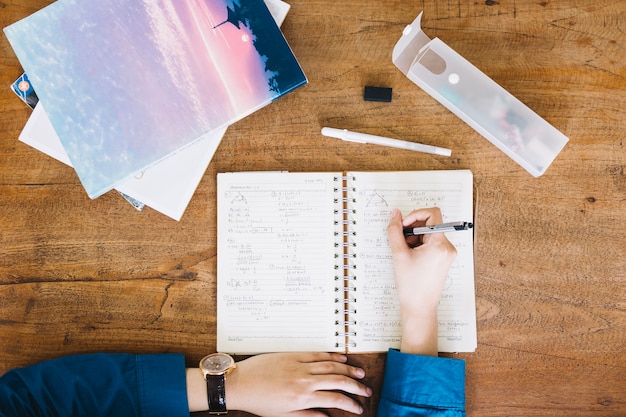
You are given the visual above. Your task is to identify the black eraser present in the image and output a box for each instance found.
[364,86,392,102]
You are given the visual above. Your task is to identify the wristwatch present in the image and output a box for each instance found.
[199,353,237,414]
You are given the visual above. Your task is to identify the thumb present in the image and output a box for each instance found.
[287,410,330,417]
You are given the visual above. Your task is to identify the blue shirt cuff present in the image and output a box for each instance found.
[380,349,465,412]
[135,354,189,417]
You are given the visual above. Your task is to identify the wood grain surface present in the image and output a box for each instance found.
[1,1,624,416]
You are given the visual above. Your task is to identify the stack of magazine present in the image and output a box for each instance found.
[6,0,305,220]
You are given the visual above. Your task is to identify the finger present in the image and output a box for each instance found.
[305,390,365,415]
[289,410,330,417]
[402,207,450,246]
[308,373,372,398]
[294,352,348,364]
[387,208,411,256]
[401,207,443,227]
[308,360,366,380]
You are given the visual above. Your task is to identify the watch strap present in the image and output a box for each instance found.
[206,374,227,414]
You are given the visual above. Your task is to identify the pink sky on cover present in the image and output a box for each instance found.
[193,0,275,116]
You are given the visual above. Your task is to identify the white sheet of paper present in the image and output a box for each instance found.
[19,103,225,221]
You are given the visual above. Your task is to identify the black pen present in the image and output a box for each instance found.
[403,221,473,237]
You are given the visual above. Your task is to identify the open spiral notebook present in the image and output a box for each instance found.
[216,170,476,354]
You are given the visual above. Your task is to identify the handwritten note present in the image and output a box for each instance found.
[217,172,343,353]
[348,170,476,352]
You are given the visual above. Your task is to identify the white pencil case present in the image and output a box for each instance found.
[392,13,568,177]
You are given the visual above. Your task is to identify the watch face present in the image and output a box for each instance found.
[200,353,235,376]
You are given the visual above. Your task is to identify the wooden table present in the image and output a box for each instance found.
[1,1,624,415]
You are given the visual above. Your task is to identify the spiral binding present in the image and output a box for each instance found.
[333,175,358,351]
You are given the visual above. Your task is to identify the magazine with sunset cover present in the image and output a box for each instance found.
[5,0,307,198]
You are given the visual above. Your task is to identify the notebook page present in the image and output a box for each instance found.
[217,172,343,354]
[347,170,476,352]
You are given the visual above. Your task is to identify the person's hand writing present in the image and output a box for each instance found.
[226,352,372,416]
[387,207,457,356]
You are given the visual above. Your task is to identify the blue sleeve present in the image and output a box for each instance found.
[377,349,466,417]
[0,353,189,417]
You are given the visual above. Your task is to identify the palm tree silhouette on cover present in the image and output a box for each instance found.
[213,5,242,29]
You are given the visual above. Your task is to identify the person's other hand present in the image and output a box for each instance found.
[226,352,372,416]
